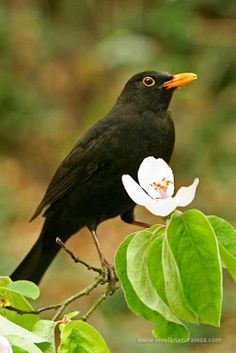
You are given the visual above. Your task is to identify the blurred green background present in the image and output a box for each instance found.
[0,0,236,351]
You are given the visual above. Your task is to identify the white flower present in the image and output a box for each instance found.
[122,157,199,217]
[0,337,13,353]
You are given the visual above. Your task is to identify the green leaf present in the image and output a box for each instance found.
[149,234,198,323]
[0,287,39,330]
[0,315,47,345]
[146,224,166,235]
[12,345,27,353]
[33,320,56,353]
[166,209,222,327]
[115,233,189,340]
[147,234,168,304]
[57,320,110,353]
[10,337,44,353]
[1,315,51,353]
[7,281,40,300]
[64,311,80,320]
[208,215,236,281]
[0,276,12,287]
[126,227,186,324]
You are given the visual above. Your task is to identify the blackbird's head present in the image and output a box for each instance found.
[118,70,197,112]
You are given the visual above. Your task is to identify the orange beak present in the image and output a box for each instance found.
[161,73,197,90]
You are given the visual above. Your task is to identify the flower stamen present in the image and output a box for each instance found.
[150,178,173,199]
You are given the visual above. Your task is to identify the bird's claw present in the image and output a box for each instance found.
[100,258,117,293]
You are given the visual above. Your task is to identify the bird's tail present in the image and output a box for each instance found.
[11,219,77,284]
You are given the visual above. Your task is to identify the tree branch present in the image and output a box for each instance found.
[81,283,115,322]
[5,241,119,321]
[5,275,103,318]
[5,304,61,315]
[52,275,102,321]
[56,237,102,274]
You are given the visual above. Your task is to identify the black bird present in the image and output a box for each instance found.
[11,70,197,284]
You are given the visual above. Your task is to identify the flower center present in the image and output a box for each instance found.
[150,178,173,198]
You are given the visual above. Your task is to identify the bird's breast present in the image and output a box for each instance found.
[106,112,175,176]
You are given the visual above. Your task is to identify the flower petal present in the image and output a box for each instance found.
[137,156,174,198]
[174,178,199,207]
[145,197,177,217]
[122,174,151,206]
[0,337,13,353]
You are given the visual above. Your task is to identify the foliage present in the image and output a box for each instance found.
[0,278,39,330]
[115,209,236,341]
[0,208,236,349]
[57,321,110,353]
[0,277,110,352]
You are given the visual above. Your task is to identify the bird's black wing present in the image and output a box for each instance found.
[30,126,110,221]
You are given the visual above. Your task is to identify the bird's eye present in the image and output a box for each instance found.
[143,76,156,87]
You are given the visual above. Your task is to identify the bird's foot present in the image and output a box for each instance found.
[100,257,117,294]
[89,229,118,293]
[131,220,152,228]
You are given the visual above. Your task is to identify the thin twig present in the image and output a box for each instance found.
[52,275,102,321]
[81,284,115,322]
[5,275,103,319]
[56,237,102,274]
[5,242,119,322]
[5,304,61,315]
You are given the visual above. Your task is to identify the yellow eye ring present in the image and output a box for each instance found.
[143,76,156,87]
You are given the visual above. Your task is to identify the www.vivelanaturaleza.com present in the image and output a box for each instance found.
[136,337,222,344]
